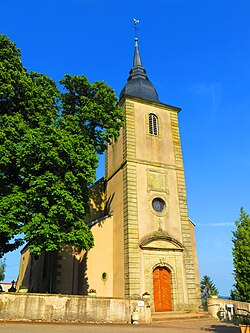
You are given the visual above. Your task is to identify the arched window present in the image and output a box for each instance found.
[148,113,159,136]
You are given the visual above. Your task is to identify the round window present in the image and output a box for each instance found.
[102,272,107,281]
[152,198,165,213]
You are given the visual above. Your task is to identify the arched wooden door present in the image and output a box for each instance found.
[153,267,172,312]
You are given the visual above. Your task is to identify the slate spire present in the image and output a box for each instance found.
[120,38,159,102]
[133,38,142,67]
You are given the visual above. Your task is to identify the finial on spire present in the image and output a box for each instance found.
[133,18,140,39]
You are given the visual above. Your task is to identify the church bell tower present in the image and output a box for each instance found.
[105,37,199,311]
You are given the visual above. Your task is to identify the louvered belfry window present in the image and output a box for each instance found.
[148,113,159,136]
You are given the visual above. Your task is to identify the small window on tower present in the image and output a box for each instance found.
[148,113,159,136]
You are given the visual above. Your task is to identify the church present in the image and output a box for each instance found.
[17,37,200,312]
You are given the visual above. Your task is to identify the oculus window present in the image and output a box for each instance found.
[152,198,165,213]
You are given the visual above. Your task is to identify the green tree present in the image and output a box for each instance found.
[231,208,250,302]
[0,34,124,257]
[200,275,219,309]
[0,259,6,281]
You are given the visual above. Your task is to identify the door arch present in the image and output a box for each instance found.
[153,266,172,312]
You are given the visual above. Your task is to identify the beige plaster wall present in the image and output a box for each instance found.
[105,109,126,297]
[87,216,113,297]
[105,170,125,297]
[133,101,176,166]
[106,128,124,179]
[136,163,183,242]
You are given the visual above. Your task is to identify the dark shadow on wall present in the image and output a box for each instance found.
[19,249,89,295]
[87,178,115,220]
[104,192,114,216]
[77,251,88,295]
[55,246,89,295]
[19,251,57,293]
[86,178,115,230]
[87,178,106,222]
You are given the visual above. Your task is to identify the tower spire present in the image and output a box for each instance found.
[133,38,142,67]
[119,20,159,102]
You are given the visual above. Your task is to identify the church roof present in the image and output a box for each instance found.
[119,38,159,102]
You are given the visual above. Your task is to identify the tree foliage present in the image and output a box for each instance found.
[200,275,219,309]
[231,208,250,302]
[0,259,6,281]
[0,34,124,257]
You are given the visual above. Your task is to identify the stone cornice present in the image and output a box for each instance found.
[105,158,183,184]
[119,95,181,113]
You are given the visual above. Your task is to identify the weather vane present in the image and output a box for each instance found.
[133,18,140,39]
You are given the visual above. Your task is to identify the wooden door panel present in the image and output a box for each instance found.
[153,267,172,312]
[153,269,162,312]
[161,269,172,311]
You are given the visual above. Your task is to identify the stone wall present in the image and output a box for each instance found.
[0,293,151,324]
[208,297,250,320]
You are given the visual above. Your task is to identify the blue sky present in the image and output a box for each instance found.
[1,0,250,296]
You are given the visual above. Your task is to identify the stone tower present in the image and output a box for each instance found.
[105,38,199,311]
